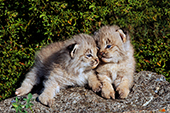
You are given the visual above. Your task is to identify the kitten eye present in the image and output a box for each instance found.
[97,46,100,50]
[86,54,92,57]
[106,45,112,49]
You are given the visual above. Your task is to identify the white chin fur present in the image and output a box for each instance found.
[92,64,98,69]
[102,57,112,63]
[102,57,119,63]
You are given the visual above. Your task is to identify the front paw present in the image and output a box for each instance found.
[101,83,115,99]
[38,94,54,107]
[90,81,102,92]
[116,86,130,99]
[15,87,31,96]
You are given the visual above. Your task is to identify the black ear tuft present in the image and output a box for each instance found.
[122,28,130,41]
[67,43,76,51]
[121,27,128,35]
[94,31,98,35]
[67,43,79,58]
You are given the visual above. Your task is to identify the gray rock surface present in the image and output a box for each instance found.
[0,71,170,113]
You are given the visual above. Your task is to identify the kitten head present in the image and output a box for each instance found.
[68,34,99,70]
[94,25,131,63]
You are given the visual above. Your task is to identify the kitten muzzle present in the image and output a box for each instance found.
[92,58,99,69]
[100,52,105,56]
[99,51,109,58]
[95,58,99,63]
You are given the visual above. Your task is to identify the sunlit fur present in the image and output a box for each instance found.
[15,34,100,107]
[92,25,136,99]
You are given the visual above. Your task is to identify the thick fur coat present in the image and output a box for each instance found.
[92,25,136,99]
[15,34,100,106]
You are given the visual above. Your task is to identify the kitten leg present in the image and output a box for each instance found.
[38,75,60,107]
[115,76,133,99]
[15,68,37,96]
[88,72,102,92]
[98,74,115,99]
[101,81,115,99]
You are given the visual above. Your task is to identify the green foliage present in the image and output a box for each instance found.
[12,93,34,113]
[0,0,170,101]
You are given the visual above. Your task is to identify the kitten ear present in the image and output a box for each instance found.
[94,31,98,36]
[93,31,99,41]
[67,43,79,58]
[116,29,126,43]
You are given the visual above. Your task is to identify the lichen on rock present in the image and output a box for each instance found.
[0,71,169,113]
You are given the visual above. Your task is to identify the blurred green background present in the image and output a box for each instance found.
[0,0,170,101]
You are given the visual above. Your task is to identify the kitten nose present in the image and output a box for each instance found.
[95,58,99,63]
[100,52,105,56]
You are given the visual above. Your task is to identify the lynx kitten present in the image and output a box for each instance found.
[15,34,100,106]
[93,25,135,99]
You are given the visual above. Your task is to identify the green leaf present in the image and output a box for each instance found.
[16,97,19,103]
[12,103,18,108]
[40,13,46,18]
[89,3,95,9]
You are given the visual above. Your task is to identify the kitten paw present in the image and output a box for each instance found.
[38,94,54,107]
[101,84,115,99]
[101,90,115,99]
[89,80,102,92]
[93,82,102,92]
[116,86,130,99]
[15,87,31,96]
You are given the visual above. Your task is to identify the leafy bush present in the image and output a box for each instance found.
[0,0,169,101]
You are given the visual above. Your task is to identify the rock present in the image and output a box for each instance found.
[0,71,170,113]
